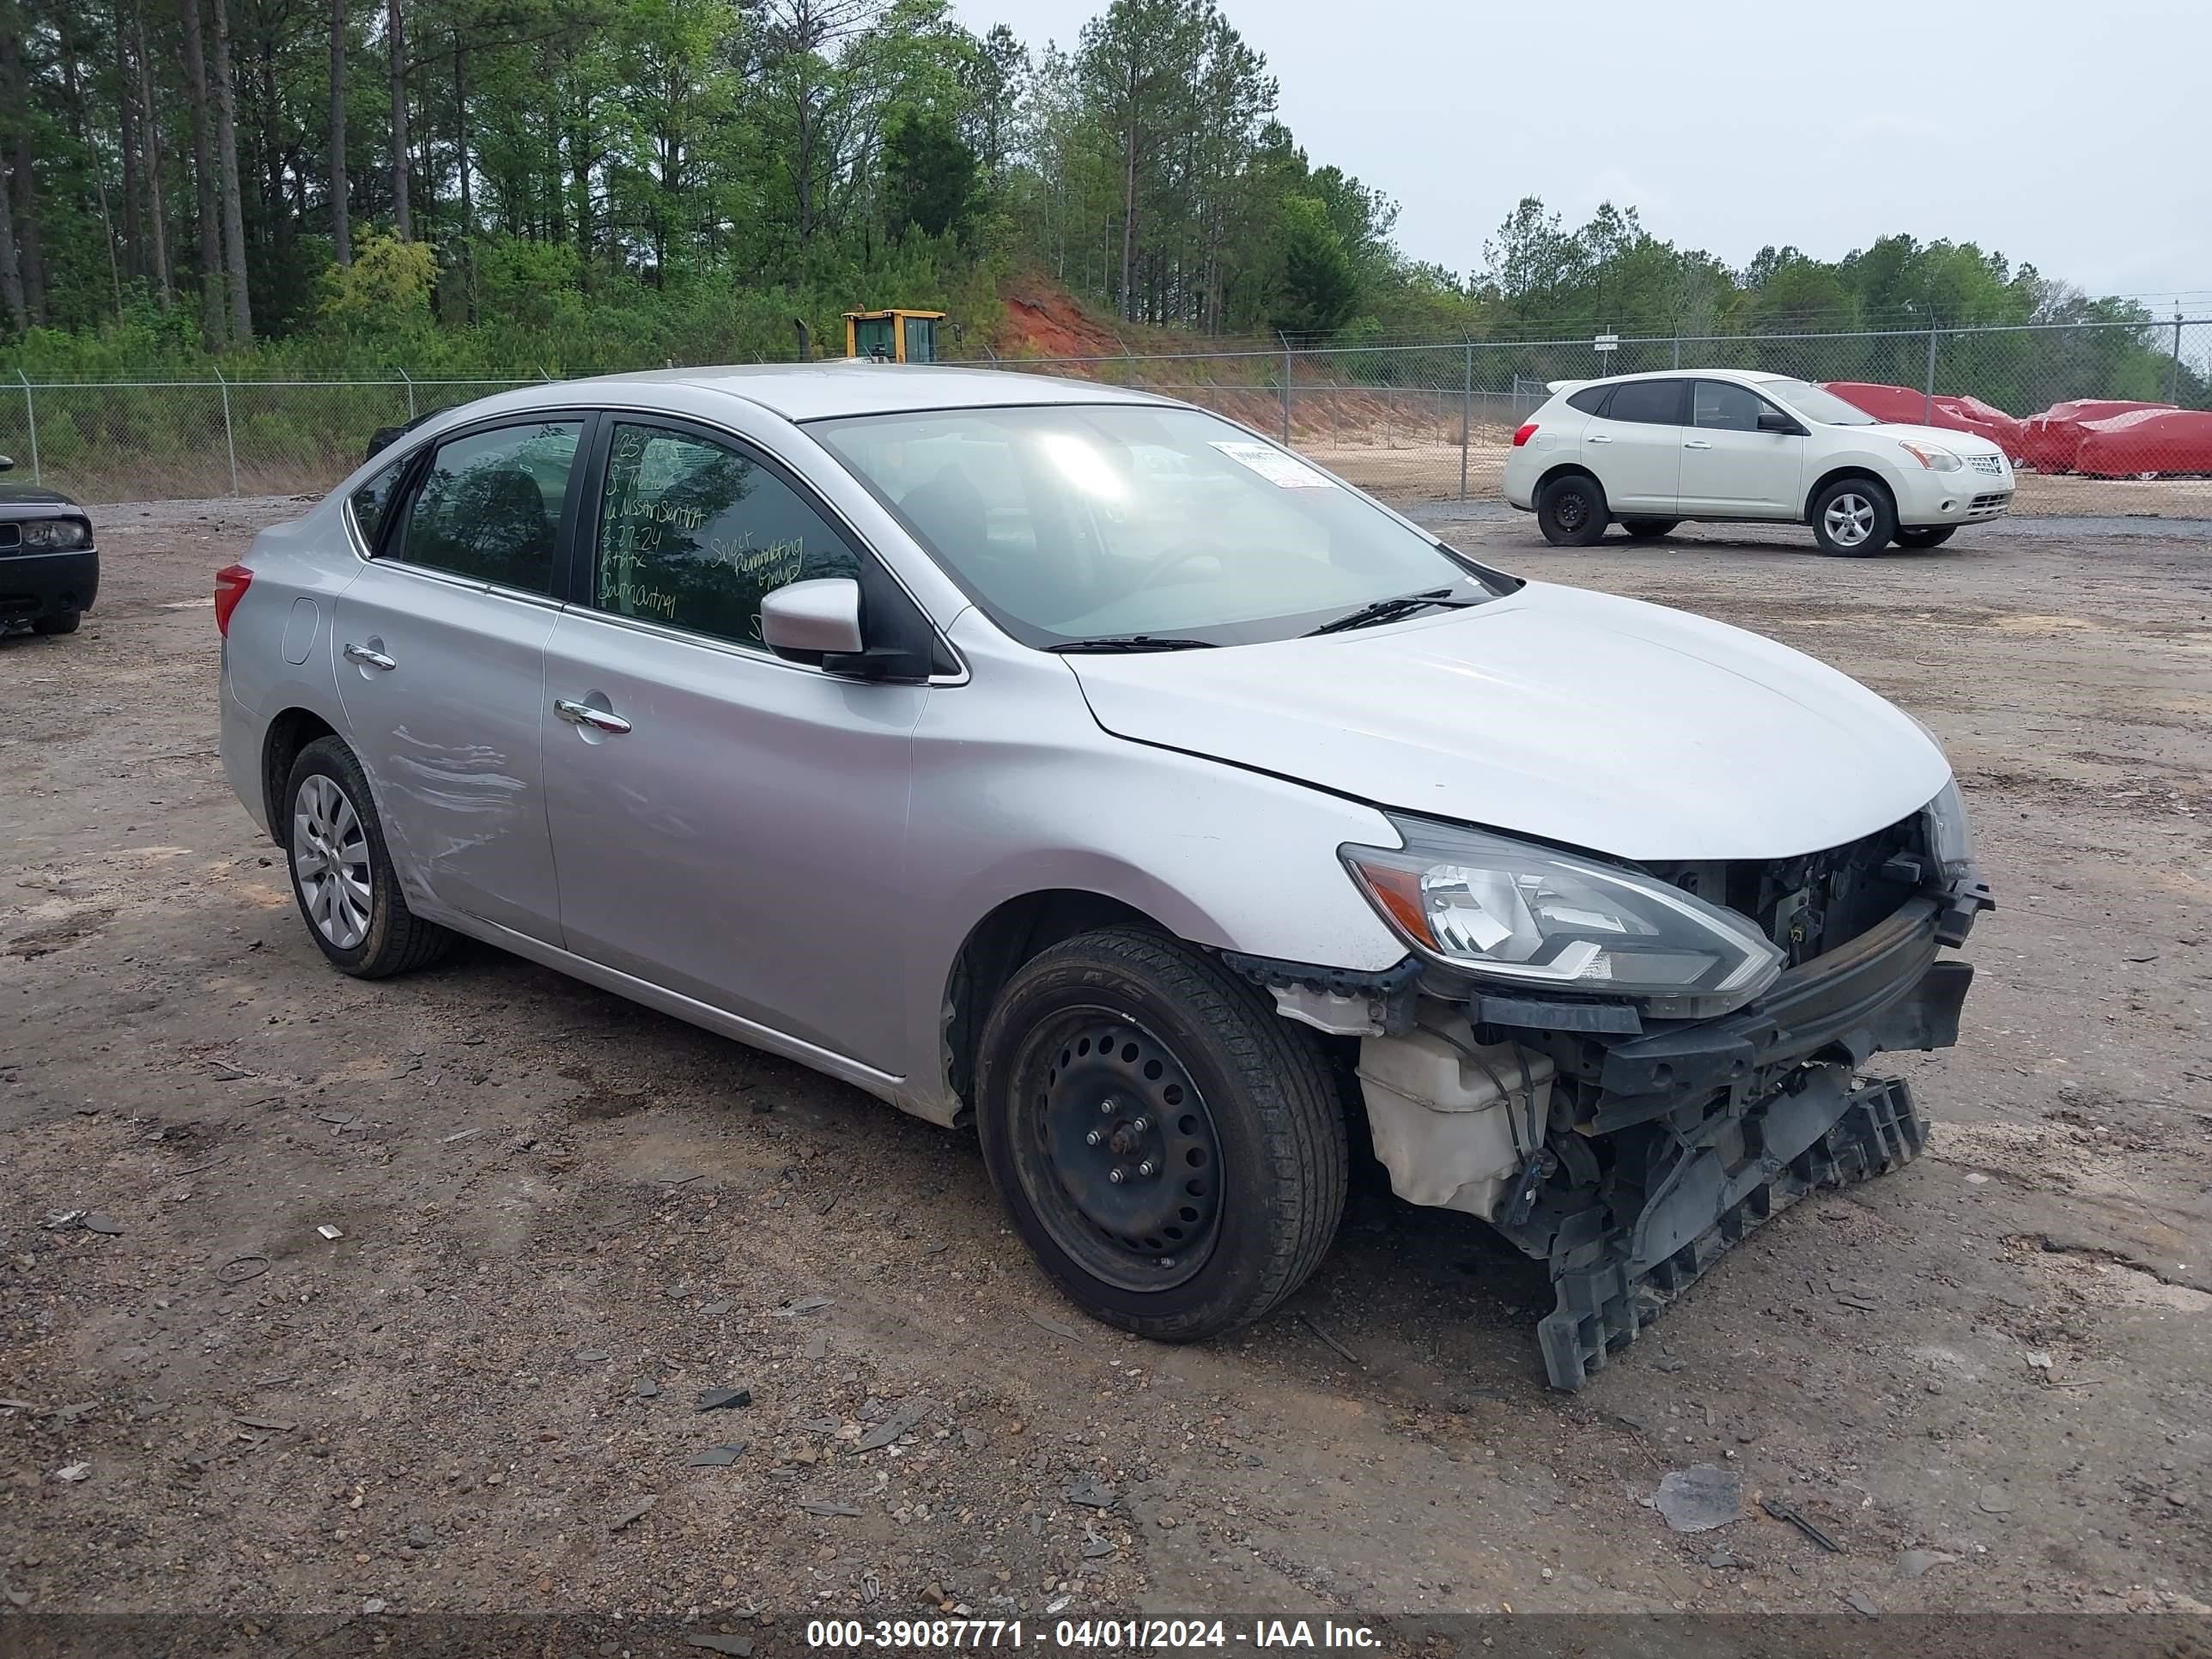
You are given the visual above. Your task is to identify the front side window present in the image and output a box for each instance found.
[1602,380,1685,426]
[1765,379,1878,426]
[348,458,408,550]
[1692,381,1764,433]
[811,404,1508,649]
[393,421,581,592]
[592,422,859,648]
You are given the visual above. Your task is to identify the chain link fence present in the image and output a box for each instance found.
[4,316,2206,519]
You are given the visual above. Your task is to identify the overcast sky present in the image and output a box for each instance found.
[948,0,2211,307]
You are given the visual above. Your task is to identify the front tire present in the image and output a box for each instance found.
[32,611,80,635]
[1894,526,1956,550]
[975,927,1347,1342]
[1620,518,1680,540]
[283,736,454,978]
[1810,477,1896,556]
[1535,473,1608,546]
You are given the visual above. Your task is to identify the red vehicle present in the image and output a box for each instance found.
[2019,399,2176,472]
[2074,407,2212,478]
[1820,382,2027,459]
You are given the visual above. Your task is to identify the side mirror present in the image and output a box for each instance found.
[1757,409,1806,436]
[761,578,865,660]
[0,455,14,472]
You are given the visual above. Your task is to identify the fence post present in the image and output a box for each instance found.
[398,366,416,421]
[2174,308,2185,402]
[1279,332,1292,445]
[1672,333,1680,369]
[1922,325,1939,423]
[16,370,38,485]
[214,368,240,497]
[1459,342,1472,501]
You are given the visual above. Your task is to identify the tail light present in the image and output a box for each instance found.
[214,564,252,636]
[1512,422,1539,447]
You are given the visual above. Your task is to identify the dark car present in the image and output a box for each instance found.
[0,455,98,637]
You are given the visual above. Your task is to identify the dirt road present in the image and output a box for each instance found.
[3,501,2207,1639]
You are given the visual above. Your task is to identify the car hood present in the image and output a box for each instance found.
[1850,420,2008,459]
[1064,582,1951,862]
[0,485,86,509]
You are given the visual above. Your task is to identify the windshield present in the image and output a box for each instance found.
[810,404,1507,647]
[1764,379,1878,426]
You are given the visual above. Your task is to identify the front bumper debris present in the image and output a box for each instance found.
[1498,876,1985,1389]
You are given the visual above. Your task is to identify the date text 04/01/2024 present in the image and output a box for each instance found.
[803,1618,1381,1649]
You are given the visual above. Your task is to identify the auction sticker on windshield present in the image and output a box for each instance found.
[1209,440,1336,488]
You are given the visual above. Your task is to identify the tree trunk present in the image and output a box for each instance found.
[134,0,174,305]
[0,160,24,332]
[1118,78,1137,321]
[386,0,409,239]
[210,0,252,342]
[2,28,47,324]
[178,0,226,346]
[329,0,349,262]
[453,31,475,320]
[118,10,144,281]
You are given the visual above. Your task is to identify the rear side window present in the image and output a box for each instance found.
[1565,386,1610,415]
[392,421,582,594]
[1601,380,1685,426]
[1693,381,1764,433]
[591,422,860,650]
[348,459,407,550]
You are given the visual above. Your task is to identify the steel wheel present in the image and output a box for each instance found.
[291,773,373,951]
[1010,1011,1224,1294]
[1822,491,1877,548]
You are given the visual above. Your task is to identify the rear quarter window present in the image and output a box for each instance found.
[1565,386,1611,415]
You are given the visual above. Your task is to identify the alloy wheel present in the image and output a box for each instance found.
[1823,492,1876,547]
[292,774,373,950]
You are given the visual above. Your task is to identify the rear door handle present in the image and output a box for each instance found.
[554,697,632,735]
[1683,439,1713,449]
[1587,434,1613,444]
[343,641,397,671]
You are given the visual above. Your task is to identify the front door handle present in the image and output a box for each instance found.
[343,641,397,671]
[554,697,633,736]
[1587,434,1613,444]
[1683,439,1713,449]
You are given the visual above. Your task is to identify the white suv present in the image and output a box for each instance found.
[1504,369,2014,556]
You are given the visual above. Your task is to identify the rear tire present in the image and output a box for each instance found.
[1536,473,1608,546]
[1810,477,1896,556]
[1620,518,1680,540]
[975,927,1347,1342]
[1894,526,1956,550]
[32,611,80,635]
[283,736,455,979]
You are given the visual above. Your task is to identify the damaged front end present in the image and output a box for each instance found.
[1237,797,1992,1391]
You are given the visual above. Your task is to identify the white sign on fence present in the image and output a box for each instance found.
[1593,333,1620,353]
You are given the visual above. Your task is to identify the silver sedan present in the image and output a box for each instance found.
[216,364,1986,1387]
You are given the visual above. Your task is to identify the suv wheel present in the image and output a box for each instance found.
[1620,518,1680,540]
[1811,478,1895,556]
[1536,474,1608,546]
[975,927,1347,1342]
[1894,526,1956,550]
[283,736,454,978]
[32,611,80,635]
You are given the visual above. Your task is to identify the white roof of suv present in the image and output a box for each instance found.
[1546,368,1797,395]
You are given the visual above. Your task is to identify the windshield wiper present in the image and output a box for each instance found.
[1047,635,1220,654]
[1304,587,1481,636]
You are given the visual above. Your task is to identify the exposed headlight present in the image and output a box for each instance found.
[1341,817,1785,1018]
[1899,441,1962,471]
[1924,778,1976,883]
[20,519,91,550]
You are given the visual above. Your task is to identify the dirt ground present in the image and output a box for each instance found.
[3,498,2209,1642]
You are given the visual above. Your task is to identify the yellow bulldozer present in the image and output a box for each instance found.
[842,308,945,363]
